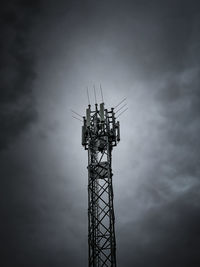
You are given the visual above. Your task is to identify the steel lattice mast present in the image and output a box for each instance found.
[82,100,120,267]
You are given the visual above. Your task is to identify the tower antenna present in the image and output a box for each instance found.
[72,116,82,122]
[115,103,127,114]
[100,84,104,103]
[87,87,90,105]
[93,85,97,104]
[70,109,82,118]
[114,97,127,109]
[116,107,128,118]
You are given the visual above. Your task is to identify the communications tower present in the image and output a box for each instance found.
[81,90,125,267]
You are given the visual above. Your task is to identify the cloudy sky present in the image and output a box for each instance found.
[1,0,200,266]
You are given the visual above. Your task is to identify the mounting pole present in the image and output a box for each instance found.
[100,84,104,103]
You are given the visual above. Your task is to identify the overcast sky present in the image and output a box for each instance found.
[1,0,200,266]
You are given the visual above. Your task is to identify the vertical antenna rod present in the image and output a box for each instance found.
[94,85,97,104]
[87,87,90,105]
[100,84,104,103]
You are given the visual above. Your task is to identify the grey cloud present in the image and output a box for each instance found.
[119,186,200,267]
[1,1,200,266]
[0,0,40,149]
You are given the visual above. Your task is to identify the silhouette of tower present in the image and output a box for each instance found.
[82,93,123,267]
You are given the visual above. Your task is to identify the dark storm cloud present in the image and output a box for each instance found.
[1,0,200,267]
[0,148,86,267]
[118,4,200,263]
[119,186,200,267]
[0,1,42,266]
[0,0,40,149]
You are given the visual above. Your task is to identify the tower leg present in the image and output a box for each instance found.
[88,138,116,267]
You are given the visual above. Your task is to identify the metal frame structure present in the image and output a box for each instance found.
[82,102,120,267]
